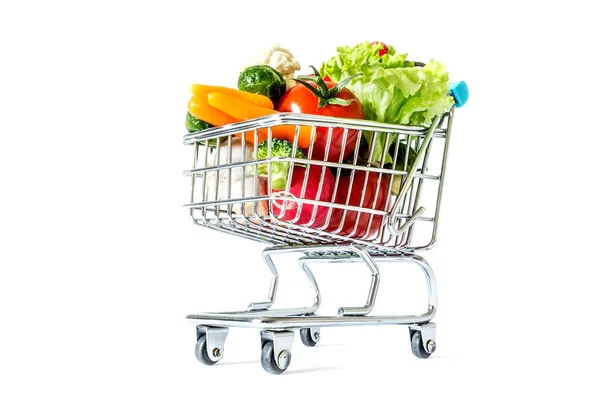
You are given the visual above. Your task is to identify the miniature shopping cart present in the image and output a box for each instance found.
[182,81,468,374]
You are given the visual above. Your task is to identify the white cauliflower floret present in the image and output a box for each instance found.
[200,138,267,217]
[244,44,301,89]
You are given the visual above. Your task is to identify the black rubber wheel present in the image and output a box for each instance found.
[299,328,319,347]
[195,335,218,365]
[261,341,289,375]
[410,331,434,359]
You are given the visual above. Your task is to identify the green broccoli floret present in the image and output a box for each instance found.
[255,139,305,190]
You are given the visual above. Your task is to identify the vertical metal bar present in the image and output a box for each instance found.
[202,141,210,221]
[190,142,200,223]
[364,130,391,241]
[329,130,363,235]
[421,109,454,250]
[405,118,438,246]
[241,131,247,216]
[292,127,317,224]
[226,135,233,218]
[213,139,221,217]
[387,116,440,236]
[322,128,352,230]
[253,129,259,217]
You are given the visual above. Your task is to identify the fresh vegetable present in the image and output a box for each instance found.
[358,137,417,195]
[188,95,238,127]
[238,65,287,105]
[187,88,311,147]
[324,170,389,239]
[370,41,389,57]
[320,41,454,164]
[276,66,364,162]
[306,73,331,81]
[187,84,274,129]
[255,139,305,190]
[186,111,213,133]
[186,111,221,148]
[242,45,301,89]
[204,137,268,216]
[255,139,334,227]
[191,84,274,109]
[208,92,280,121]
[321,42,453,126]
[207,92,313,147]
[389,141,417,195]
[272,167,335,227]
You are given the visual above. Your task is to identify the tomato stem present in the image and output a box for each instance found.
[294,65,360,109]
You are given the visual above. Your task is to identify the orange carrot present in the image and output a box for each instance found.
[190,84,274,109]
[187,96,239,127]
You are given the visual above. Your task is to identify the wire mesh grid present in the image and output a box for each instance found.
[182,111,453,255]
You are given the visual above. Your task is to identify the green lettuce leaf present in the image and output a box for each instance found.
[320,42,454,165]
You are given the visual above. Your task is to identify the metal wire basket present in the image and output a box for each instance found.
[183,110,453,253]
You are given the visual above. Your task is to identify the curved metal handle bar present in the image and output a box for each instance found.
[387,115,440,236]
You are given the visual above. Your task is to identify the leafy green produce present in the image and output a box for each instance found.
[185,112,218,147]
[255,138,305,190]
[238,65,287,105]
[185,111,213,133]
[390,141,417,195]
[320,41,454,165]
[358,137,417,195]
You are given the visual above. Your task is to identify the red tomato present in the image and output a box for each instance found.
[324,170,389,239]
[276,80,364,162]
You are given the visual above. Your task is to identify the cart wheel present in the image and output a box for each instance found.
[410,331,435,359]
[195,335,219,366]
[299,327,320,347]
[261,341,290,375]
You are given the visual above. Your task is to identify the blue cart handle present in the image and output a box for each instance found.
[450,81,468,107]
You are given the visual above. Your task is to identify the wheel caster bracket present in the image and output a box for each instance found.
[300,327,320,347]
[261,330,294,371]
[197,325,229,362]
[409,322,436,354]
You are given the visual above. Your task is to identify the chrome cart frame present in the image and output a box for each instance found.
[182,86,465,373]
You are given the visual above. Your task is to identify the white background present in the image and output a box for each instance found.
[1,0,599,398]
